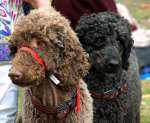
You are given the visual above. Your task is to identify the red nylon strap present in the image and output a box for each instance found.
[31,96,57,114]
[28,89,74,119]
[20,47,47,70]
[76,82,80,113]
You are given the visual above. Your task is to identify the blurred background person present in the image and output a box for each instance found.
[117,2,150,80]
[0,0,22,122]
[23,0,117,29]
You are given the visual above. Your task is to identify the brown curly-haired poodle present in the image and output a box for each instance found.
[8,7,93,123]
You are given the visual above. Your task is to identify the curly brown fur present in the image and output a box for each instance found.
[76,12,141,123]
[9,7,93,123]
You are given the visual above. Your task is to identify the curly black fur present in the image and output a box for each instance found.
[76,12,141,123]
[76,12,133,70]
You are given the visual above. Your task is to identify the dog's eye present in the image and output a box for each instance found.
[30,38,46,48]
[37,41,46,47]
[9,45,18,56]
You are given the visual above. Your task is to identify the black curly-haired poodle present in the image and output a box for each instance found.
[76,12,141,123]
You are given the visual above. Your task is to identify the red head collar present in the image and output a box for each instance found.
[20,47,47,71]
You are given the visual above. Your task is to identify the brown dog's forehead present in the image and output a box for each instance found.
[11,12,72,49]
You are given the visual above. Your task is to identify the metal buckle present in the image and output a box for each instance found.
[103,89,118,99]
[104,89,113,95]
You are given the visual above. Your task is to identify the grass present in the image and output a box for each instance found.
[141,80,150,123]
[18,88,23,113]
[117,0,150,29]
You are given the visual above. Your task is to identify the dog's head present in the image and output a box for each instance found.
[76,12,133,79]
[9,8,89,87]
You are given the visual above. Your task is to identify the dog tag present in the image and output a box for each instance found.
[50,74,60,85]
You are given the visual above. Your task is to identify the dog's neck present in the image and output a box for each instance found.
[86,68,127,92]
[85,68,128,100]
[29,78,72,107]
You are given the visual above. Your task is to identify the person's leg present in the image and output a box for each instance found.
[0,65,18,123]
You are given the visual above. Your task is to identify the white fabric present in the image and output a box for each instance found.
[117,3,138,27]
[0,65,18,123]
[132,28,150,47]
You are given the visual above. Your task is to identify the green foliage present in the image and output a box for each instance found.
[18,88,23,113]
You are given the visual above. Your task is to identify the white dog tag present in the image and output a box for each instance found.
[50,74,60,85]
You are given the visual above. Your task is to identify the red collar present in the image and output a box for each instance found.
[28,83,80,119]
[20,47,47,71]
[91,82,128,100]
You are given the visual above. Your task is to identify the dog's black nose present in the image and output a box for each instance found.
[108,59,119,66]
[8,69,23,82]
[107,59,120,73]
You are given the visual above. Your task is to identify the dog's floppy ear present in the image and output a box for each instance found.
[45,24,90,88]
[46,26,65,49]
[43,26,66,72]
[118,32,134,70]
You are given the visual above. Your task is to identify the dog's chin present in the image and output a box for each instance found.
[12,80,37,87]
